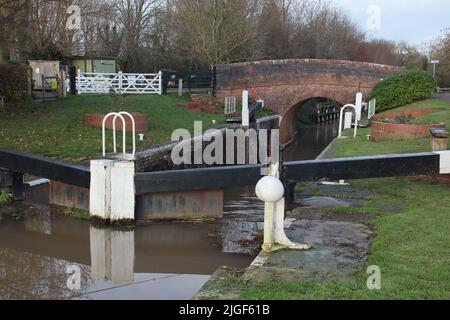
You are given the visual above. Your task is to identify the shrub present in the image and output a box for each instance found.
[0,192,10,206]
[0,64,30,104]
[369,69,436,112]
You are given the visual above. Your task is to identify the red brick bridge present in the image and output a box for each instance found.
[215,59,399,142]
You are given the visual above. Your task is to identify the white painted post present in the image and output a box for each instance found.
[110,161,135,221]
[256,164,310,253]
[158,71,163,95]
[242,90,249,127]
[355,92,363,121]
[118,71,123,95]
[77,69,81,95]
[178,79,183,97]
[89,160,114,219]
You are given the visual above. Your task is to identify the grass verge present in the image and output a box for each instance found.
[0,94,224,161]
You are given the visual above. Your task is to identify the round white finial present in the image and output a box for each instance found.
[255,176,285,203]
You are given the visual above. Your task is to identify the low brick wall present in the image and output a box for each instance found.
[372,121,445,141]
[84,113,149,133]
[371,108,445,141]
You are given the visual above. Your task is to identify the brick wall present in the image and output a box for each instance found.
[84,113,149,133]
[216,59,400,142]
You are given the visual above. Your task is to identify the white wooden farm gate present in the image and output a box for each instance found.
[77,70,162,95]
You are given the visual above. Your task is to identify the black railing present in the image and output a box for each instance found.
[161,69,216,94]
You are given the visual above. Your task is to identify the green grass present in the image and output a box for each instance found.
[0,94,224,161]
[332,99,450,158]
[241,98,450,300]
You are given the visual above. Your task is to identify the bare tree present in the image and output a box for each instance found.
[170,0,262,68]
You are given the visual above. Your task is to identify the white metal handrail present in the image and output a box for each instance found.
[338,104,359,138]
[112,112,136,157]
[102,112,136,158]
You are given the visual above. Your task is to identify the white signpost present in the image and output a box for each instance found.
[431,60,440,78]
[242,90,249,127]
[355,92,363,121]
[368,99,377,120]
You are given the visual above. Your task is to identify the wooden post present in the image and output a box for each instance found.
[0,96,4,112]
[430,128,449,152]
[12,172,24,201]
[41,75,46,102]
[178,78,183,96]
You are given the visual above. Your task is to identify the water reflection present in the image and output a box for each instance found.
[90,227,135,285]
[0,207,254,300]
[283,121,339,161]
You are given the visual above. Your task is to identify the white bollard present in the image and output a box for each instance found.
[110,161,135,221]
[355,92,363,121]
[255,169,310,253]
[242,90,249,127]
[89,160,115,219]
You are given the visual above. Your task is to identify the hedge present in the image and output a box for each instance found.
[0,64,30,104]
[369,69,436,113]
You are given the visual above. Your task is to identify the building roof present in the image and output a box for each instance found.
[66,55,117,61]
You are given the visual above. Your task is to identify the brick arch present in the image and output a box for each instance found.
[215,59,400,143]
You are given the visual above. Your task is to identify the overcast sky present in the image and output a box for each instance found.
[331,0,449,45]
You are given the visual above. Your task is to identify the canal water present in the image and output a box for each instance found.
[0,121,338,300]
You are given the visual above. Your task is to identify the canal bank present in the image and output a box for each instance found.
[194,136,378,300]
[195,98,450,300]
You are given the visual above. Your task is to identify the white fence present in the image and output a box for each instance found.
[77,70,162,95]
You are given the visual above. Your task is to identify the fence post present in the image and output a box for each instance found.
[161,70,168,95]
[118,71,123,95]
[178,79,183,96]
[187,72,192,93]
[212,66,217,93]
[158,70,163,95]
[77,69,81,95]
[69,67,76,95]
[12,172,24,201]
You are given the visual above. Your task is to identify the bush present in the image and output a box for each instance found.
[0,192,10,206]
[369,69,436,112]
[0,64,30,104]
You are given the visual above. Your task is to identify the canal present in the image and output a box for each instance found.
[0,121,338,300]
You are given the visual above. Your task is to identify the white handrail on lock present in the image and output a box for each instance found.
[113,112,136,157]
[102,112,136,158]
[338,104,359,138]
